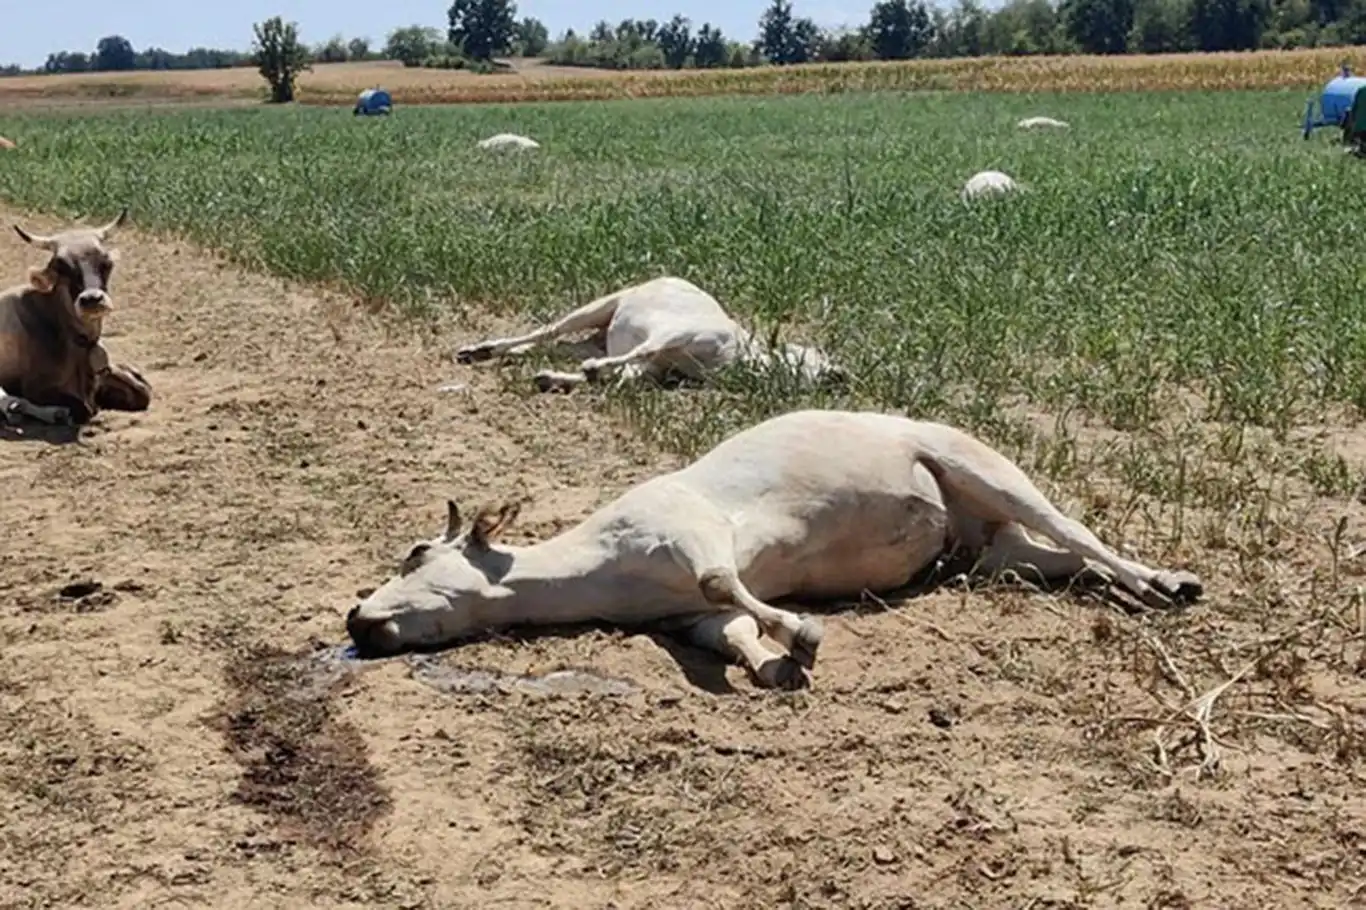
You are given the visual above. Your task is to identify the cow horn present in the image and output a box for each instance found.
[12,224,55,251]
[444,499,461,542]
[95,207,128,240]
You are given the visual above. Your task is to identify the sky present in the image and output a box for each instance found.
[1,0,871,69]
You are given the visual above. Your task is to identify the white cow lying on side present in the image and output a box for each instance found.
[454,276,844,392]
[962,170,1022,201]
[347,409,1202,689]
[1017,116,1069,130]
[477,133,540,150]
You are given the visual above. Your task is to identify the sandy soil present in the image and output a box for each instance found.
[1,210,1363,910]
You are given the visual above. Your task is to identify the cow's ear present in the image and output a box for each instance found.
[27,265,55,294]
[443,499,462,543]
[468,500,520,550]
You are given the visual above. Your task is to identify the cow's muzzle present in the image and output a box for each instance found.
[346,604,401,658]
[76,290,112,313]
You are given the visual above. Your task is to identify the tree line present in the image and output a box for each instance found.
[9,0,1366,78]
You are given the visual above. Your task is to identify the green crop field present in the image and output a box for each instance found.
[3,87,1364,518]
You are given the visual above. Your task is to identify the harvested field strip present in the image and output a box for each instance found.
[1,47,1365,108]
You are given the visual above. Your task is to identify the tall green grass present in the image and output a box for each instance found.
[1,89,1363,469]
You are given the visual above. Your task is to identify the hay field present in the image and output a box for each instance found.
[0,87,1364,908]
[2,47,1366,108]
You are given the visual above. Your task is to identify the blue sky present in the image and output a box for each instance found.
[1,0,870,69]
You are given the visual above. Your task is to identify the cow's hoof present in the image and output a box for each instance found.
[533,373,559,394]
[758,656,810,691]
[791,616,824,671]
[455,344,494,365]
[1151,570,1202,606]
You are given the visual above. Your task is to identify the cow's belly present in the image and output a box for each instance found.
[738,482,950,603]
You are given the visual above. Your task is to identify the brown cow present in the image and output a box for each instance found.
[0,209,151,428]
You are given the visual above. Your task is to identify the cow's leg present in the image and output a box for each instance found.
[94,363,152,413]
[666,528,824,676]
[972,521,1105,587]
[532,362,647,394]
[0,387,72,425]
[455,293,620,364]
[578,336,693,383]
[684,610,808,691]
[931,445,1202,608]
[531,369,589,394]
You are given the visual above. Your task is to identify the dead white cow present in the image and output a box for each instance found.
[962,169,1022,201]
[477,133,540,151]
[454,275,844,392]
[1017,116,1069,130]
[348,409,1202,689]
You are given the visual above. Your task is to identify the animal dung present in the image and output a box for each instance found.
[1017,116,1069,130]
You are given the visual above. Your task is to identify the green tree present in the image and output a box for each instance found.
[657,15,695,68]
[515,17,550,55]
[252,16,311,103]
[385,25,443,66]
[448,0,517,61]
[1129,0,1192,48]
[867,0,935,58]
[348,37,372,59]
[1187,0,1270,48]
[316,34,350,62]
[1062,0,1135,52]
[693,23,729,66]
[93,35,137,71]
[757,0,823,63]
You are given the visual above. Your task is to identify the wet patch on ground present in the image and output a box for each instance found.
[208,640,392,855]
[405,653,640,697]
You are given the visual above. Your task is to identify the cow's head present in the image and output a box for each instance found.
[14,208,127,331]
[347,498,522,657]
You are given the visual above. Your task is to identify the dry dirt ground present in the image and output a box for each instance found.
[1,209,1364,910]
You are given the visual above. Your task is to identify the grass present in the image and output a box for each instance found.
[4,47,1366,108]
[6,85,1366,579]
[3,88,1365,441]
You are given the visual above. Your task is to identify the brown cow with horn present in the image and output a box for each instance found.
[0,208,151,428]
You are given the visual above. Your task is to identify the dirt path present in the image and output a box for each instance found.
[1,212,1362,910]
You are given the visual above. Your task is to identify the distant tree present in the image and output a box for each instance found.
[252,16,311,103]
[514,17,550,55]
[757,0,824,63]
[92,35,137,71]
[448,0,518,61]
[693,23,730,66]
[657,14,694,67]
[136,47,177,69]
[43,51,86,73]
[385,25,444,66]
[867,0,936,57]
[1187,0,1270,47]
[822,28,877,59]
[1129,0,1192,48]
[316,34,350,62]
[348,37,372,59]
[1061,0,1136,51]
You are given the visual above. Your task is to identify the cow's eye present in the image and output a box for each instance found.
[50,257,80,281]
[401,543,431,574]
